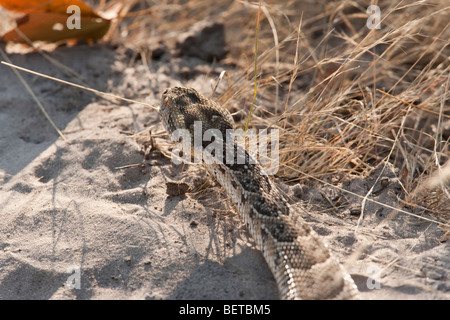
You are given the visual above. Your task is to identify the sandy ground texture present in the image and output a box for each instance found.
[0,43,449,300]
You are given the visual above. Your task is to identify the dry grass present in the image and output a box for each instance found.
[104,0,450,222]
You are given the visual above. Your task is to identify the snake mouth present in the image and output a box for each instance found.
[161,89,170,110]
[161,89,169,104]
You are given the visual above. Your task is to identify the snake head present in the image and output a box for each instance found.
[160,87,235,137]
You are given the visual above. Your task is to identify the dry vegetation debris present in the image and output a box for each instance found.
[111,0,449,223]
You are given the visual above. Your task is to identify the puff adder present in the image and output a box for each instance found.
[159,87,359,299]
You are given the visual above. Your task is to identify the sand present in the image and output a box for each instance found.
[0,44,448,300]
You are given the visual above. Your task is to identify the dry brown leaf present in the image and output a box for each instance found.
[0,0,95,15]
[0,0,110,43]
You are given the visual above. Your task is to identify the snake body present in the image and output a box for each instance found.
[159,87,359,299]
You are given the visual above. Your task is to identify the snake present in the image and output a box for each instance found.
[159,86,359,299]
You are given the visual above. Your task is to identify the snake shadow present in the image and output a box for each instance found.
[167,247,278,300]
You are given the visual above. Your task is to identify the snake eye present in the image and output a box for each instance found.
[163,97,169,105]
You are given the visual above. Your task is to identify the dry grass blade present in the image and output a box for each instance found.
[1,61,159,111]
[0,49,66,141]
[244,0,262,133]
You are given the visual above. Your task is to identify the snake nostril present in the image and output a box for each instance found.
[163,89,168,95]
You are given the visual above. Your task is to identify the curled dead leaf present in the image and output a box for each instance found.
[0,0,110,43]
